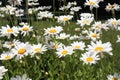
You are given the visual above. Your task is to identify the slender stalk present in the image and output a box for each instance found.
[26,0,29,23]
[112,10,115,18]
[9,15,14,26]
[96,8,98,20]
[53,0,56,14]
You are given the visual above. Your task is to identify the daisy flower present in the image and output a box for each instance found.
[69,35,79,40]
[3,40,19,49]
[84,0,99,10]
[44,26,63,36]
[19,24,33,36]
[80,51,100,65]
[80,13,94,18]
[86,40,113,56]
[31,43,47,55]
[68,1,77,6]
[0,66,8,80]
[91,21,109,32]
[87,30,100,41]
[11,42,32,60]
[71,41,86,50]
[8,0,23,6]
[107,73,120,80]
[77,17,94,27]
[47,42,64,50]
[70,6,81,12]
[56,33,70,39]
[0,51,15,60]
[116,35,120,43]
[57,15,73,25]
[106,18,120,30]
[56,46,74,57]
[37,11,53,19]
[11,74,32,80]
[0,25,19,38]
[105,3,120,12]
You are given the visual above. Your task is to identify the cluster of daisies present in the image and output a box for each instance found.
[0,23,33,38]
[0,0,120,80]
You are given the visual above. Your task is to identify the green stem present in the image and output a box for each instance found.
[26,0,29,23]
[96,8,98,20]
[53,0,56,14]
[112,10,115,18]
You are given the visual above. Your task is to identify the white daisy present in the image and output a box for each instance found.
[116,35,120,43]
[91,21,109,32]
[105,3,120,12]
[11,42,32,60]
[86,40,112,56]
[70,6,81,12]
[44,26,63,36]
[57,15,73,25]
[0,66,8,80]
[56,46,74,57]
[87,30,100,41]
[80,13,94,18]
[71,41,85,50]
[31,43,47,55]
[77,17,94,27]
[0,51,15,60]
[37,11,53,19]
[19,24,33,36]
[11,74,32,80]
[56,33,70,39]
[8,0,23,6]
[3,40,19,49]
[47,42,64,50]
[107,73,120,80]
[80,51,100,65]
[84,0,99,10]
[106,18,120,30]
[0,25,19,38]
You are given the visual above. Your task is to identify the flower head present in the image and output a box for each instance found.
[56,46,74,57]
[0,51,15,60]
[80,51,100,65]
[105,3,120,11]
[0,66,8,79]
[44,26,63,36]
[84,0,99,10]
[86,40,112,55]
[107,73,120,80]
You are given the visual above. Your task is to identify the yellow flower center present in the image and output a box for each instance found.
[34,48,41,53]
[92,33,97,37]
[7,29,14,33]
[86,57,93,62]
[112,20,117,25]
[18,48,26,54]
[95,46,104,51]
[96,25,101,28]
[62,50,68,55]
[74,45,80,49]
[49,29,57,33]
[4,55,11,60]
[63,18,69,21]
[112,77,118,80]
[89,1,95,5]
[83,19,89,24]
[109,5,115,9]
[52,45,58,49]
[23,27,29,31]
